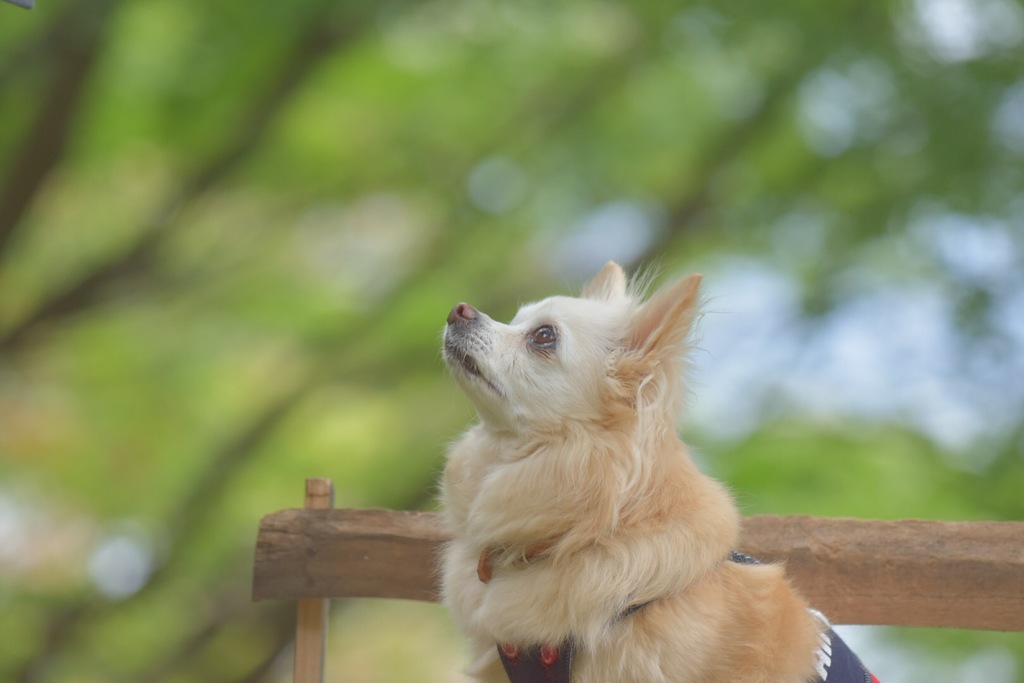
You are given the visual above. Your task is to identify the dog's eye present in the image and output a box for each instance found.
[529,325,558,349]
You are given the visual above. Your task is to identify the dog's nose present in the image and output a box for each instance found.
[447,302,477,325]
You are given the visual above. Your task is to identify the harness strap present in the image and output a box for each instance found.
[496,641,575,683]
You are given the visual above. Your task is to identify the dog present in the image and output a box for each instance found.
[440,262,878,683]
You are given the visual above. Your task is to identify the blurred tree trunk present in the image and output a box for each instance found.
[0,1,116,259]
[0,4,359,356]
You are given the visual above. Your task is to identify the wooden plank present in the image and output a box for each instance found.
[292,478,334,683]
[737,515,1024,632]
[253,508,1024,631]
[254,507,448,603]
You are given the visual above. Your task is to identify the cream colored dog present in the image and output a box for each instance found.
[439,263,828,683]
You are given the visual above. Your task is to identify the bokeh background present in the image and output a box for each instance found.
[1,0,1023,681]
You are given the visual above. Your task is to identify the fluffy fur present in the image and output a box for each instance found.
[440,262,823,683]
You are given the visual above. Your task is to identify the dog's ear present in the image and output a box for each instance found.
[581,261,627,301]
[628,273,702,360]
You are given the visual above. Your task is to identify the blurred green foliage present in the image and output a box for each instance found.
[1,0,1022,681]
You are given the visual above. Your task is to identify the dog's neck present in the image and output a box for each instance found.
[476,537,560,584]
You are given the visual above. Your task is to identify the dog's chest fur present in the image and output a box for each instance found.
[441,426,825,683]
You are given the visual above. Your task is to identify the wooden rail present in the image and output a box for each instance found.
[253,505,1024,632]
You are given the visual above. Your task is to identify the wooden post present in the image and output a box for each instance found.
[293,478,334,683]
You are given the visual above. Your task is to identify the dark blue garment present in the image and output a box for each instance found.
[816,627,879,683]
[497,641,575,683]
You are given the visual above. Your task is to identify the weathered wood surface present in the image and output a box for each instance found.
[738,516,1024,632]
[255,508,447,603]
[253,508,1024,631]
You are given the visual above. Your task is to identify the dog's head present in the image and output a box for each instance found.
[443,262,702,434]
